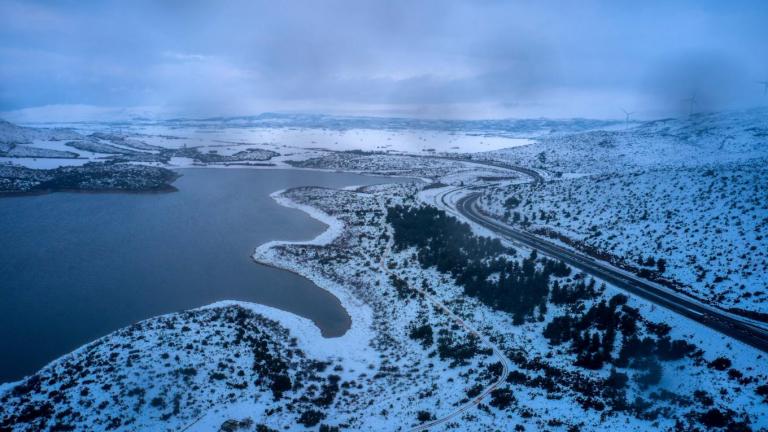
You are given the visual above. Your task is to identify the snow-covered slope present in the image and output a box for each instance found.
[0,120,81,145]
[483,108,767,175]
[479,160,768,314]
[0,303,355,431]
[478,108,768,315]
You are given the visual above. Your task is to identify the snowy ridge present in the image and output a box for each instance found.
[0,119,81,145]
[483,108,767,176]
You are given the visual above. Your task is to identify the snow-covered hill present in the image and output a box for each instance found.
[478,108,768,316]
[0,120,81,145]
[0,303,352,431]
[482,108,767,175]
[479,160,768,314]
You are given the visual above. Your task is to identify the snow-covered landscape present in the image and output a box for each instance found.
[3,2,768,431]
[1,107,768,431]
[477,109,768,319]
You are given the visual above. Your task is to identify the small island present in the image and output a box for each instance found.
[0,162,180,195]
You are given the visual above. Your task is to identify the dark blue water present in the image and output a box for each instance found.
[0,168,401,383]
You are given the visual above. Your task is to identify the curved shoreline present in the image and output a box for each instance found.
[0,185,375,390]
[0,169,382,387]
[248,256,352,338]
[251,188,377,364]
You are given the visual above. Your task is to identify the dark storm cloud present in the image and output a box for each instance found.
[1,0,766,119]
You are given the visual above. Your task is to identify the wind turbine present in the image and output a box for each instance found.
[620,108,635,129]
[682,93,697,116]
[759,81,768,96]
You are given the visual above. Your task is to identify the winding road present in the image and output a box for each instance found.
[430,166,768,355]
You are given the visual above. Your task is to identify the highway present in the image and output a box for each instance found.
[448,191,768,354]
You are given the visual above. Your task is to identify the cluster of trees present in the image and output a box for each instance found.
[489,387,516,409]
[436,329,489,365]
[691,407,752,430]
[543,294,631,370]
[389,275,416,300]
[297,410,324,427]
[550,277,602,305]
[544,294,696,385]
[313,375,341,407]
[227,307,294,400]
[388,205,508,265]
[457,254,552,324]
[409,323,434,348]
[416,411,434,422]
[387,205,570,324]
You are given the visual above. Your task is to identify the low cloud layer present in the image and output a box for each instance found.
[1,1,767,120]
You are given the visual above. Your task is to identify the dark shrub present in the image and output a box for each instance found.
[409,324,434,348]
[297,410,325,427]
[416,411,433,422]
[269,374,292,399]
[699,408,728,428]
[708,357,732,371]
[490,388,516,409]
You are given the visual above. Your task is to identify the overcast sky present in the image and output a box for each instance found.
[1,0,767,121]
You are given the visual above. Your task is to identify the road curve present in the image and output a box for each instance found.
[430,155,547,184]
[453,192,768,354]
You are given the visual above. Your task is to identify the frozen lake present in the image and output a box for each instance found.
[0,168,407,383]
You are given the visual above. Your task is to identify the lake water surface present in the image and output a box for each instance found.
[0,168,403,383]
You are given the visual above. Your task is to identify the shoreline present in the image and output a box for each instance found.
[0,173,383,389]
[0,184,180,198]
[0,168,183,198]
[248,256,352,338]
[251,187,378,365]
[0,151,430,198]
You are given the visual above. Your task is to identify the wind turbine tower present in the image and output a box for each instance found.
[682,94,697,116]
[759,81,768,96]
[621,108,635,130]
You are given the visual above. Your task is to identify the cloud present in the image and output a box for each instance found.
[1,0,766,119]
[162,51,211,62]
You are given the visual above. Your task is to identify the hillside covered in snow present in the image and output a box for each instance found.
[482,108,767,175]
[478,108,768,316]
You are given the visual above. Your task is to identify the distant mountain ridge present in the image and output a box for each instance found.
[158,113,625,138]
[0,119,81,146]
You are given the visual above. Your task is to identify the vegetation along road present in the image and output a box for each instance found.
[444,186,768,355]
